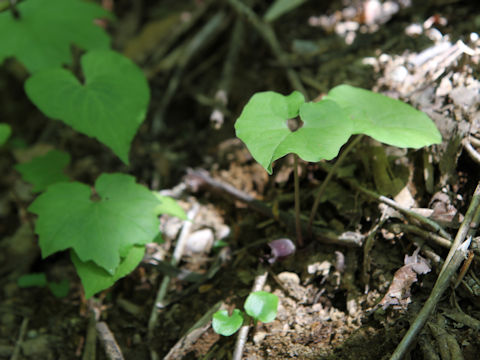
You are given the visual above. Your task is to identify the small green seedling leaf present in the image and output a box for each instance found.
[25,50,150,164]
[71,245,145,299]
[244,291,278,323]
[0,0,112,73]
[0,123,11,145]
[29,173,162,274]
[15,150,70,192]
[326,84,442,148]
[212,309,244,336]
[235,91,353,173]
[17,273,48,288]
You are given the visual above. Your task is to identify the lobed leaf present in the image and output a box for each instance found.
[29,173,162,274]
[326,84,442,148]
[25,50,150,164]
[71,245,145,299]
[0,0,112,73]
[235,91,353,173]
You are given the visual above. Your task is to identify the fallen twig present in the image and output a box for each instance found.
[10,317,28,360]
[96,322,124,360]
[185,168,364,247]
[390,181,480,359]
[390,237,470,360]
[226,0,306,95]
[462,138,480,165]
[147,204,200,360]
[440,182,480,277]
[232,271,268,360]
[152,12,228,135]
[209,18,244,129]
[164,301,223,360]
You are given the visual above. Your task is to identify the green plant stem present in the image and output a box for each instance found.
[308,135,363,234]
[186,169,364,247]
[320,167,452,241]
[293,155,303,247]
[227,0,306,96]
[152,11,227,135]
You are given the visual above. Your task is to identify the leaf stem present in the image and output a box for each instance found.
[293,154,303,247]
[308,135,363,234]
[8,0,20,19]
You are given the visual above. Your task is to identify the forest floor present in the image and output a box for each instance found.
[1,0,480,359]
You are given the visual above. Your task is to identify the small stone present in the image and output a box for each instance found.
[185,228,214,254]
[278,272,300,285]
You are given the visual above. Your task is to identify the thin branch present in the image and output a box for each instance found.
[226,0,306,96]
[390,181,480,359]
[439,181,480,277]
[147,204,200,360]
[152,12,228,135]
[232,271,268,360]
[186,169,364,247]
[96,322,124,360]
[463,138,480,165]
[10,317,28,360]
[389,238,471,360]
[337,174,452,241]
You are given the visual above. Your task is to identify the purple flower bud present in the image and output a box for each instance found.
[267,238,296,264]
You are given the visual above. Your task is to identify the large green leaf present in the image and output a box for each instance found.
[71,245,145,299]
[29,173,161,274]
[0,123,11,145]
[15,150,70,192]
[25,50,150,164]
[0,0,112,73]
[235,91,353,173]
[326,85,442,148]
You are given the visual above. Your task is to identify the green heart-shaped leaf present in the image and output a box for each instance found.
[326,84,442,148]
[212,309,244,336]
[0,0,112,73]
[244,291,278,323]
[235,91,353,173]
[29,173,161,274]
[25,50,150,164]
[71,245,145,299]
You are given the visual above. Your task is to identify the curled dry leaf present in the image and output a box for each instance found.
[376,248,431,311]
